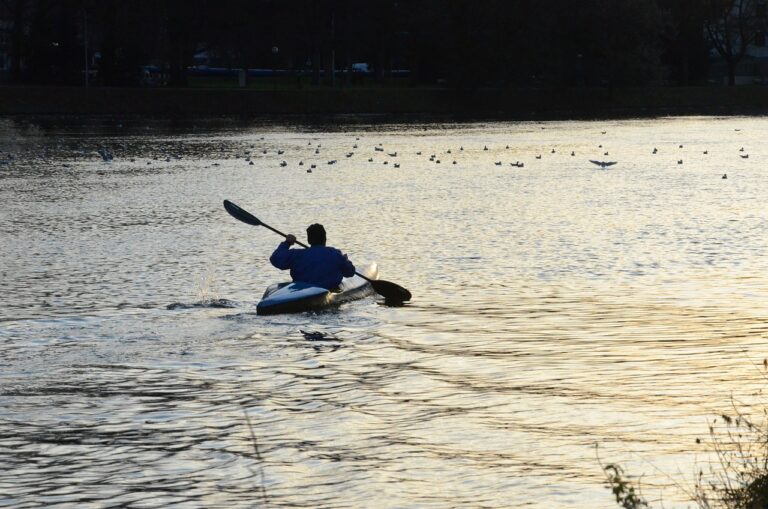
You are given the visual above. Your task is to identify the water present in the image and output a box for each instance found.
[2,115,768,508]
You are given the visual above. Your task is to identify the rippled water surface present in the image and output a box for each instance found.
[3,115,768,508]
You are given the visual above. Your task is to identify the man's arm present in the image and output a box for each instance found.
[269,234,297,269]
[339,252,356,277]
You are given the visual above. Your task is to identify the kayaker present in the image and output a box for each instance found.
[269,223,356,290]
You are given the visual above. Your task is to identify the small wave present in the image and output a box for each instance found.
[166,299,238,310]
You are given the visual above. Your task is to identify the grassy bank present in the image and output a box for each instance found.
[3,85,768,118]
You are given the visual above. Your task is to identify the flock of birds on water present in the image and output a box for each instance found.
[0,129,752,180]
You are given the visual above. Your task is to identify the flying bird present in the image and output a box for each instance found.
[589,160,617,168]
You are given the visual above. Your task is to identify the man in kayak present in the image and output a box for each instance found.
[269,223,356,290]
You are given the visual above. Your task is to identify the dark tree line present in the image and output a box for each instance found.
[1,0,765,87]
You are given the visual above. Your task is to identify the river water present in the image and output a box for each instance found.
[2,115,768,508]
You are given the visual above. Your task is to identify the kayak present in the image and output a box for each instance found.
[256,262,378,315]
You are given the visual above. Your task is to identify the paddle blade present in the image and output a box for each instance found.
[371,279,411,302]
[224,200,262,226]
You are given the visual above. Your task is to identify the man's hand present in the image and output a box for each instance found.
[284,234,296,246]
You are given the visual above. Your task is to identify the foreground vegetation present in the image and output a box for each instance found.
[602,396,768,508]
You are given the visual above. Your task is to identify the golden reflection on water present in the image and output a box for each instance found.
[1,116,768,507]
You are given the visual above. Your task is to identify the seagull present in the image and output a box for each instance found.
[589,160,617,168]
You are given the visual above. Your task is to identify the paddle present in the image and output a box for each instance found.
[223,200,411,302]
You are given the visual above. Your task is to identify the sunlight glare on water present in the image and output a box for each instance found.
[2,116,768,508]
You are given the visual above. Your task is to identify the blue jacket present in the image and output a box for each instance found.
[269,242,356,290]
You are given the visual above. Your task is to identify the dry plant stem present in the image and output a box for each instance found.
[244,410,269,507]
[596,444,651,509]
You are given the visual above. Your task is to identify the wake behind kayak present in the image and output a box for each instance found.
[256,262,378,315]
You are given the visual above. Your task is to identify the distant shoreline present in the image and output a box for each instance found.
[3,85,768,119]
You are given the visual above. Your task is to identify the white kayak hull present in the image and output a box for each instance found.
[256,262,378,315]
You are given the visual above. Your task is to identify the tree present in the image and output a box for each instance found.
[24,0,86,85]
[0,0,28,83]
[658,0,711,85]
[705,0,767,86]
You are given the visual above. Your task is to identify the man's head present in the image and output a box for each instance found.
[306,223,326,246]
